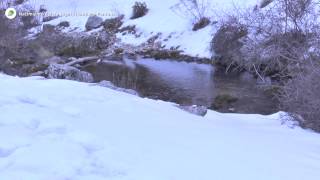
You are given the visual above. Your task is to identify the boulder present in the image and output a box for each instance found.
[211,20,247,61]
[85,16,103,31]
[58,32,112,57]
[46,64,94,82]
[57,21,70,28]
[178,105,208,116]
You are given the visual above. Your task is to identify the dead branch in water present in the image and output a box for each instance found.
[65,56,100,66]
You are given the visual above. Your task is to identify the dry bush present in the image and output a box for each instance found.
[260,0,274,8]
[130,2,148,19]
[212,0,319,78]
[279,64,320,131]
[172,0,211,30]
[210,0,320,131]
[103,15,124,33]
[174,0,210,21]
[192,16,210,31]
[238,0,320,131]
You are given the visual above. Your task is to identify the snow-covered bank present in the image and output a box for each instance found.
[31,0,259,58]
[0,74,320,180]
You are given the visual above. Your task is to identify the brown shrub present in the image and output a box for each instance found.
[130,2,148,19]
[211,18,248,69]
[192,17,210,31]
[103,15,124,33]
[279,65,320,131]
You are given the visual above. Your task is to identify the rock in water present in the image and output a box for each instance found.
[85,16,103,31]
[47,64,94,83]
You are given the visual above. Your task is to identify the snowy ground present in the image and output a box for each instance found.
[0,74,320,180]
[27,0,259,58]
[3,1,320,179]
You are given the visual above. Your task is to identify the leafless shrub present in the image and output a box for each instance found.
[279,64,320,131]
[192,16,210,31]
[171,0,212,30]
[223,0,320,131]
[130,1,148,19]
[212,0,319,78]
[174,0,210,21]
[103,15,124,33]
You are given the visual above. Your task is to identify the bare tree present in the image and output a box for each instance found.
[237,0,320,131]
[215,0,319,77]
[171,0,210,22]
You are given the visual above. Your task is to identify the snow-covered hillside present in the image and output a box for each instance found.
[0,74,320,180]
[31,0,259,58]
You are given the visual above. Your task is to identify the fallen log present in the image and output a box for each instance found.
[65,56,100,66]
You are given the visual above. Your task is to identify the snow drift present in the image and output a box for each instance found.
[0,74,319,180]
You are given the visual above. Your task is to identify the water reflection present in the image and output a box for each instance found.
[84,58,278,114]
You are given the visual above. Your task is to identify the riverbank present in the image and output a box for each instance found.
[1,0,282,115]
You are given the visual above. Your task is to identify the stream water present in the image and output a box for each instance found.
[84,58,278,115]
